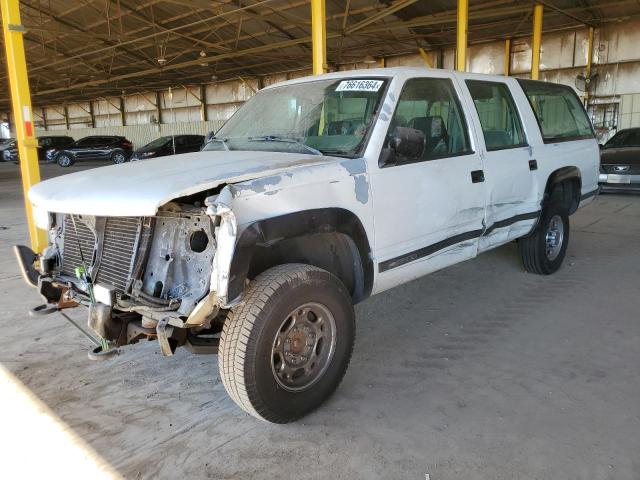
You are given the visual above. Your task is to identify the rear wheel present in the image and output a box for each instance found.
[218,264,355,423]
[111,151,127,164]
[57,153,73,167]
[519,199,569,275]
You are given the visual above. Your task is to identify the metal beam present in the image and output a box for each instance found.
[1,0,46,252]
[199,84,207,122]
[531,3,544,80]
[585,26,595,104]
[344,0,419,35]
[456,0,468,71]
[119,96,126,126]
[311,0,327,75]
[88,100,96,128]
[504,38,511,76]
[418,47,432,68]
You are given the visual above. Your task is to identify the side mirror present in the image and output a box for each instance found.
[389,126,425,161]
[598,143,604,150]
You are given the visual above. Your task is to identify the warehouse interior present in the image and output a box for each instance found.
[1,1,639,478]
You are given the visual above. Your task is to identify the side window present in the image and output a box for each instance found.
[518,79,594,143]
[174,136,187,147]
[466,80,526,151]
[382,78,471,165]
[75,137,95,147]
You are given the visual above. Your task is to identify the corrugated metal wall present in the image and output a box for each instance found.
[13,18,640,144]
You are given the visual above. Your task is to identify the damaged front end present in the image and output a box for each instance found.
[15,196,237,357]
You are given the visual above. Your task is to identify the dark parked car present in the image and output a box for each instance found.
[130,134,205,160]
[599,128,640,192]
[0,138,16,161]
[51,135,133,167]
[4,135,74,163]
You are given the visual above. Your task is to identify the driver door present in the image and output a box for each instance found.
[369,76,486,293]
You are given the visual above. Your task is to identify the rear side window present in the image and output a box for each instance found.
[466,80,526,151]
[384,77,472,163]
[518,79,594,143]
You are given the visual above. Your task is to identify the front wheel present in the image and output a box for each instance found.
[57,153,73,167]
[218,264,355,423]
[518,200,570,275]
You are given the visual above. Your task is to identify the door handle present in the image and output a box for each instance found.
[529,159,538,171]
[470,170,485,183]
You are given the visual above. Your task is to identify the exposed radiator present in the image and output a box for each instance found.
[61,215,96,276]
[95,217,141,292]
[61,215,141,293]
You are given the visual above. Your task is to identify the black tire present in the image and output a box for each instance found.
[219,263,355,423]
[519,199,570,275]
[111,150,127,164]
[57,153,74,167]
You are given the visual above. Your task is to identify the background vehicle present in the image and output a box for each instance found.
[599,127,640,192]
[19,68,599,424]
[4,135,74,163]
[51,135,133,167]
[0,138,16,161]
[131,135,204,160]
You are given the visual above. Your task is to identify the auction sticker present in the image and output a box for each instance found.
[335,79,384,92]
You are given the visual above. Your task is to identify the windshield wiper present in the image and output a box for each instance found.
[248,135,323,156]
[207,136,230,151]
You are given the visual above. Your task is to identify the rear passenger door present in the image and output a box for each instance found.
[369,76,487,292]
[462,78,540,251]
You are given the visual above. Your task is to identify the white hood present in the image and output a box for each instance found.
[29,150,336,216]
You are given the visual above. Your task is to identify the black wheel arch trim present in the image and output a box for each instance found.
[543,166,582,214]
[228,208,374,304]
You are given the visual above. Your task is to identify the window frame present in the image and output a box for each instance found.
[379,76,475,168]
[517,79,595,144]
[465,79,529,152]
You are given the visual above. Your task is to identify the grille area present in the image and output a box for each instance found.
[61,215,96,275]
[602,164,640,174]
[95,217,141,292]
[61,215,141,293]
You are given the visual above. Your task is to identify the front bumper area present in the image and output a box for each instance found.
[599,173,640,193]
[15,199,239,357]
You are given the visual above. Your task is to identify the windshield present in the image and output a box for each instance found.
[604,130,640,149]
[203,78,388,157]
[144,136,171,149]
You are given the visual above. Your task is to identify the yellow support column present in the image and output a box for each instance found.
[531,3,543,80]
[418,48,432,68]
[585,26,595,104]
[311,0,327,75]
[504,38,511,76]
[1,0,47,252]
[456,0,468,72]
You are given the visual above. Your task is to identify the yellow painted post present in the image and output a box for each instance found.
[585,26,594,104]
[1,0,47,252]
[418,48,432,68]
[531,3,543,80]
[456,0,468,71]
[504,38,511,76]
[311,0,327,75]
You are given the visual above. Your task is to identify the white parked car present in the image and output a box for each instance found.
[16,68,599,423]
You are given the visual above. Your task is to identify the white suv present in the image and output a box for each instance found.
[17,68,599,423]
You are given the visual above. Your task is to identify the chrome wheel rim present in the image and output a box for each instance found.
[113,153,125,164]
[59,155,70,166]
[545,214,564,261]
[270,302,337,392]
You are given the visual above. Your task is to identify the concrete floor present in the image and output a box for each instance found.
[1,161,639,479]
